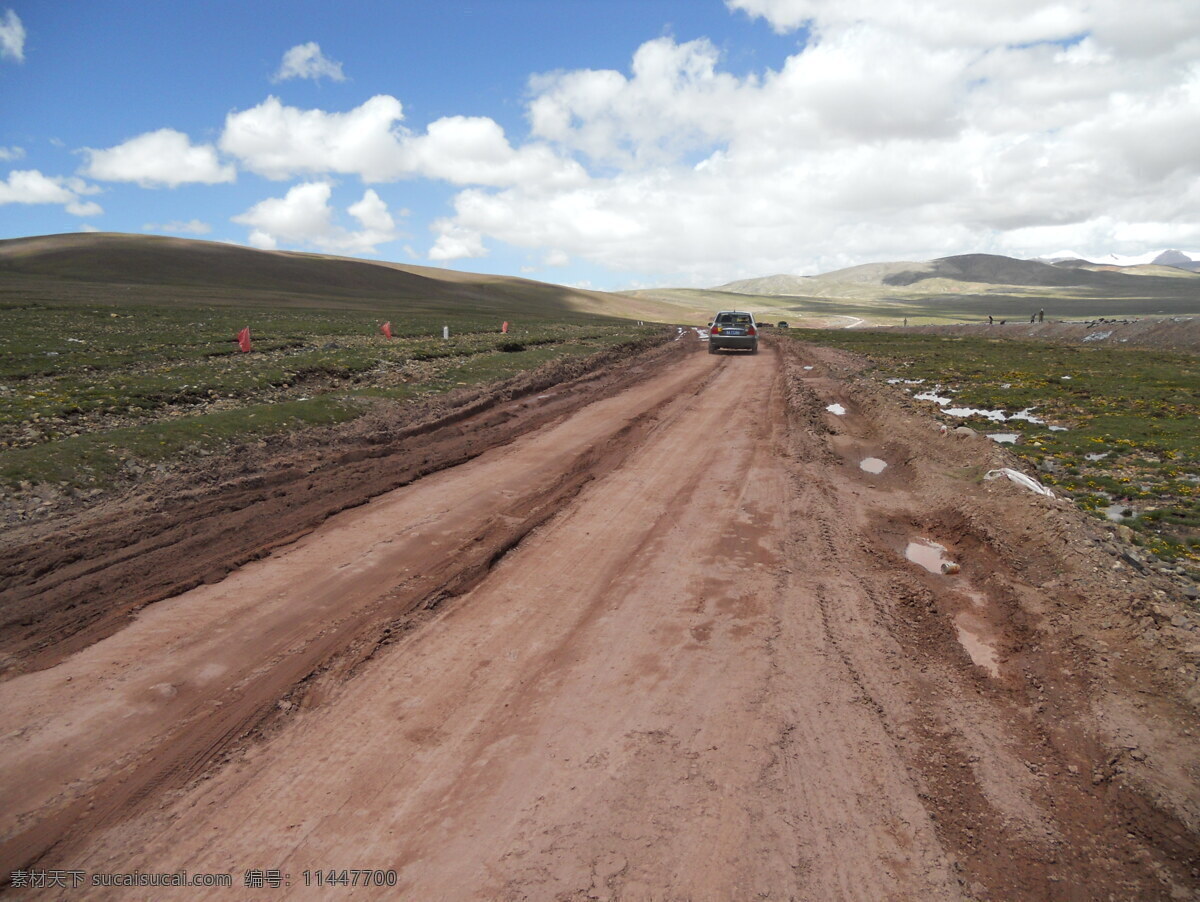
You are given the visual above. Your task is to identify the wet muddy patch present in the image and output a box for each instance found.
[873,513,1021,681]
[859,457,888,474]
[905,537,959,575]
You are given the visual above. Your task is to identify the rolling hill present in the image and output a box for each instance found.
[629,252,1200,326]
[0,232,680,323]
[717,253,1200,296]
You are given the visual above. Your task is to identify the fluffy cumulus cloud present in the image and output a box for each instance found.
[412,0,1200,281]
[273,42,346,83]
[221,95,408,182]
[232,182,399,255]
[0,169,102,216]
[429,221,486,261]
[0,8,24,63]
[219,95,584,189]
[82,129,235,188]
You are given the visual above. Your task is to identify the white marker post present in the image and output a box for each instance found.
[443,325,449,339]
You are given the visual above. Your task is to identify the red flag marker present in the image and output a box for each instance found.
[237,326,252,353]
[501,321,509,333]
[381,321,393,339]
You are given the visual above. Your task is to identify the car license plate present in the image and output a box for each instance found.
[725,329,744,335]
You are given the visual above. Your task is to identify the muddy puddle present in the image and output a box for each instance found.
[905,538,1002,676]
[859,458,888,474]
[954,613,1001,677]
[905,538,957,574]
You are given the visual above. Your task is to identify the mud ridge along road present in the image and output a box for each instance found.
[1,333,1198,900]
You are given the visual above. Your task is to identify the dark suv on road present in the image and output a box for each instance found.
[708,311,758,354]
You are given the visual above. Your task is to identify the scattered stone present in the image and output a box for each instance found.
[953,426,977,438]
[1121,552,1145,572]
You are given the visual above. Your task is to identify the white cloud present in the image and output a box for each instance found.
[273,42,346,83]
[232,182,399,255]
[400,115,587,187]
[429,221,486,261]
[528,38,745,166]
[66,200,103,217]
[220,95,584,189]
[143,219,213,235]
[0,145,23,161]
[0,169,103,217]
[82,129,235,187]
[221,95,407,181]
[0,8,25,63]
[411,4,1200,284]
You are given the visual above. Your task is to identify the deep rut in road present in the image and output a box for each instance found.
[1,335,1197,900]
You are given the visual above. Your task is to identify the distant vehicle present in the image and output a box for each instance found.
[708,311,758,354]
[777,321,789,329]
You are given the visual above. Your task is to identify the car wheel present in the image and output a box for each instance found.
[708,343,717,354]
[751,343,758,354]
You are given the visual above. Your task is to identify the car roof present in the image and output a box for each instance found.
[714,310,754,316]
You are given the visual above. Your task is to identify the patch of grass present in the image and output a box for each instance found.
[0,396,358,487]
[786,330,1200,572]
[0,301,660,491]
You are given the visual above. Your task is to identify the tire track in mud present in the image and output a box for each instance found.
[0,336,678,677]
[0,345,720,882]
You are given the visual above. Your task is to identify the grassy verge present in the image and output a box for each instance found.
[785,330,1200,574]
[0,302,660,491]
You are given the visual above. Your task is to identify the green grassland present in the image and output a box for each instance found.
[630,285,1200,327]
[0,300,659,490]
[785,330,1200,574]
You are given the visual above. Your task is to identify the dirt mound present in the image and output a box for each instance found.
[886,315,1200,352]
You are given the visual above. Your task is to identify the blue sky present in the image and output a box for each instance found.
[2,0,1199,289]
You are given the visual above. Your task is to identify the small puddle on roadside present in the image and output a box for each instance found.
[955,613,1000,677]
[905,538,956,574]
[987,433,1019,444]
[859,458,887,474]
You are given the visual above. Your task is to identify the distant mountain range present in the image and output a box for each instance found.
[715,252,1200,296]
[1038,249,1200,271]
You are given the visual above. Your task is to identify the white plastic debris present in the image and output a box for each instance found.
[985,468,1055,498]
[826,403,847,415]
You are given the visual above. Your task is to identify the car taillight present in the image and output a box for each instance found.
[711,325,721,334]
[748,326,757,336]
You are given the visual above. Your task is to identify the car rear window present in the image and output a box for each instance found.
[716,313,753,325]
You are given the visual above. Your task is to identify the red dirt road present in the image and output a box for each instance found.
[1,336,1198,900]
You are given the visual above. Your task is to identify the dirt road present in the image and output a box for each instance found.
[1,335,1198,900]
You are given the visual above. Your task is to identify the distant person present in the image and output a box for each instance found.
[903,318,907,326]
[1030,313,1036,323]
[988,315,993,325]
[1038,308,1045,322]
